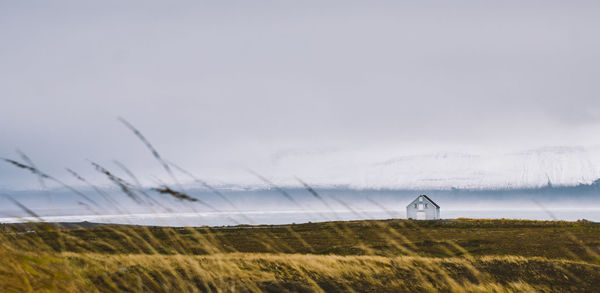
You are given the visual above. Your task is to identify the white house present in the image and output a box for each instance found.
[406,195,440,220]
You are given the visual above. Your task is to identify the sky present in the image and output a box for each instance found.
[1,0,600,190]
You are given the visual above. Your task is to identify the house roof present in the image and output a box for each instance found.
[421,194,440,208]
[408,194,440,208]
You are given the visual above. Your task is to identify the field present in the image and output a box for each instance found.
[1,218,599,292]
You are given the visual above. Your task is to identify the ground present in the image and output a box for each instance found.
[1,219,599,292]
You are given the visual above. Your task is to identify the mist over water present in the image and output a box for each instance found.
[2,184,599,226]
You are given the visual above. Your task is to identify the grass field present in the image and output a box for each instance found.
[1,218,599,292]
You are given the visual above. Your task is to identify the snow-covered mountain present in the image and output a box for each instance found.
[258,145,600,190]
[4,145,599,191]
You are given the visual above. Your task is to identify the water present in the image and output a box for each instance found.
[1,207,598,226]
[2,186,599,226]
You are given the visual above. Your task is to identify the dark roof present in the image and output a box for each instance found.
[408,194,440,208]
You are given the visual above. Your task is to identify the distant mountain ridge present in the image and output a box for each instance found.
[263,145,600,190]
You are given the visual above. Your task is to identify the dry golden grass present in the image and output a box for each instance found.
[1,219,599,292]
[3,250,599,292]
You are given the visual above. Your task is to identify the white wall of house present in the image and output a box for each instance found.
[406,195,440,220]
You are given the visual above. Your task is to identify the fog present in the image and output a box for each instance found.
[2,1,600,191]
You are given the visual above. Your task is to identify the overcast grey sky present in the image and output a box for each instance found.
[1,0,600,189]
